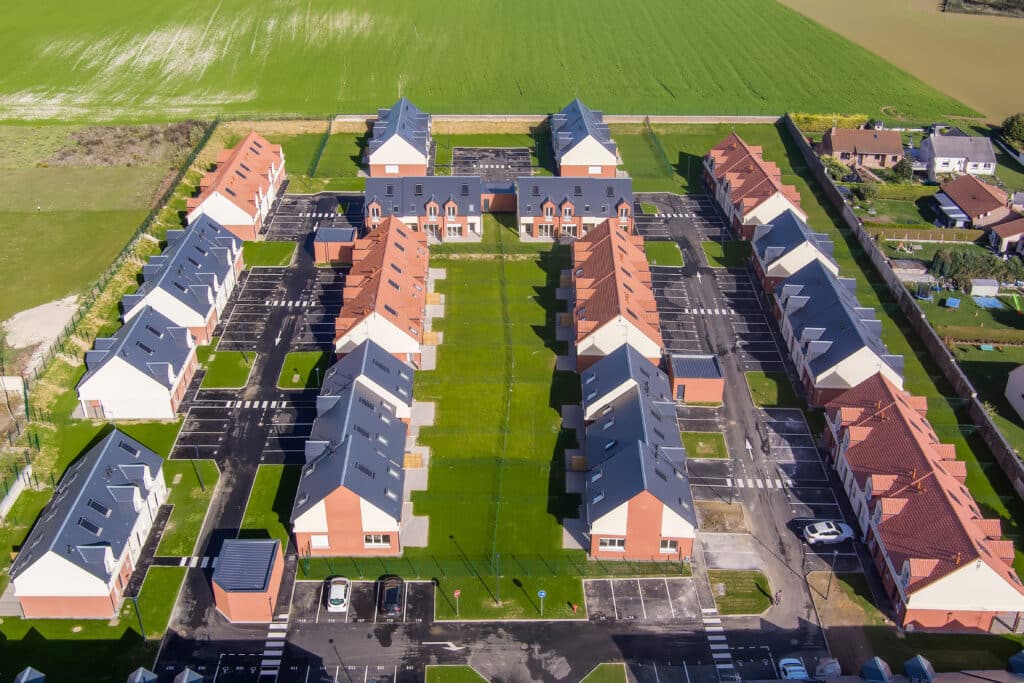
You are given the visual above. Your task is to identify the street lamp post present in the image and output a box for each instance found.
[495,553,501,605]
[826,549,839,600]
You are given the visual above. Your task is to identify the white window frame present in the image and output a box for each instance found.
[619,205,629,221]
[446,224,460,238]
[599,537,625,551]
[544,205,554,218]
[428,204,438,218]
[384,164,399,174]
[310,535,330,549]
[588,165,602,175]
[364,533,391,548]
[562,206,572,219]
[370,205,381,219]
[446,204,457,218]
[660,539,678,554]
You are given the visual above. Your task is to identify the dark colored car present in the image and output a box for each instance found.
[377,575,403,617]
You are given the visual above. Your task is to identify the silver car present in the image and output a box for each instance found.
[325,577,350,613]
[779,658,810,680]
[802,520,854,545]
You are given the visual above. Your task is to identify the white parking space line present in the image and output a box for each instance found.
[610,579,619,619]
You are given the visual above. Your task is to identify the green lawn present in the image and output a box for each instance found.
[314,132,367,178]
[701,240,751,269]
[429,213,552,256]
[879,240,986,264]
[240,464,300,549]
[132,566,187,639]
[856,198,933,225]
[278,351,331,390]
[201,350,255,389]
[261,132,326,176]
[425,666,488,683]
[644,241,684,267]
[916,294,1024,339]
[639,202,659,215]
[746,371,801,408]
[613,130,680,193]
[681,432,729,459]
[707,569,772,615]
[580,663,628,683]
[156,459,220,557]
[243,241,296,267]
[432,133,551,175]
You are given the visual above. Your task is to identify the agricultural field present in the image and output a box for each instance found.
[0,0,974,122]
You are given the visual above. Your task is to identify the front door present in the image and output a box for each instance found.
[425,224,441,241]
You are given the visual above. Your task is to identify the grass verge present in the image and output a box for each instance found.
[156,460,221,557]
[701,241,751,269]
[644,241,684,267]
[201,350,255,389]
[278,351,331,390]
[240,464,300,549]
[243,241,296,267]
[580,663,629,683]
[745,371,801,408]
[707,569,772,615]
[681,432,729,459]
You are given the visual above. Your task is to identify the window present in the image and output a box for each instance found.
[370,205,381,219]
[87,499,112,517]
[584,373,596,385]
[118,440,140,456]
[135,341,154,355]
[599,538,625,551]
[544,205,554,217]
[605,185,614,197]
[384,304,398,316]
[364,533,391,547]
[562,206,572,219]
[619,205,629,221]
[446,204,456,217]
[592,492,605,504]
[660,539,678,554]
[602,418,614,430]
[387,279,400,291]
[428,204,438,217]
[310,535,330,549]
[603,439,617,451]
[591,469,604,482]
[414,184,424,196]
[77,517,102,536]
[588,165,602,175]
[573,185,582,196]
[531,185,540,197]
[385,184,394,197]
[390,263,403,274]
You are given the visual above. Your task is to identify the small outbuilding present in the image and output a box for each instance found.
[970,278,999,297]
[14,668,46,683]
[211,539,284,623]
[126,668,159,683]
[669,354,724,404]
[313,226,358,264]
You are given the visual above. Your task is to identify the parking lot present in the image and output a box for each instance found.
[264,192,363,241]
[584,577,700,623]
[712,271,787,373]
[168,659,416,683]
[635,193,732,242]
[450,146,532,183]
[649,268,709,355]
[289,580,435,625]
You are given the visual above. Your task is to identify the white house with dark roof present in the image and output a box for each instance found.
[366,98,431,177]
[319,339,414,420]
[77,307,197,420]
[752,209,838,291]
[122,215,243,344]
[919,132,998,181]
[364,176,482,241]
[551,99,620,178]
[10,430,167,618]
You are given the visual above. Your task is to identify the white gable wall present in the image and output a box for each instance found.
[368,136,428,166]
[813,346,904,391]
[14,552,111,597]
[591,500,628,535]
[1005,367,1024,423]
[188,192,254,227]
[335,313,420,356]
[561,137,617,167]
[743,194,806,226]
[766,243,839,279]
[660,505,695,539]
[907,561,1024,612]
[582,379,635,421]
[578,316,662,360]
[77,357,175,419]
[293,500,328,534]
[360,498,400,531]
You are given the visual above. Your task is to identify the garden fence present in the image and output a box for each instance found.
[0,462,33,521]
[643,116,675,177]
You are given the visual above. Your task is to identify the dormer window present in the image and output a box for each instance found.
[562,206,572,219]
[385,184,394,197]
[544,205,554,218]
[370,205,380,219]
[573,185,582,197]
[428,204,438,218]
[414,184,424,196]
[446,204,456,218]
[619,205,629,221]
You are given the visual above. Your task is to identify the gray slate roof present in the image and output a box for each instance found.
[585,389,684,468]
[212,538,279,592]
[670,354,722,380]
[777,261,903,379]
[292,382,406,523]
[14,667,46,683]
[126,668,159,683]
[516,177,632,218]
[79,307,193,390]
[366,176,482,217]
[318,339,414,413]
[551,99,617,164]
[368,97,431,157]
[123,214,241,319]
[580,344,671,417]
[314,226,357,243]
[9,430,164,583]
[923,134,997,165]
[752,209,835,268]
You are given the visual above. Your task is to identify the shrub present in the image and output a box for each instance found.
[845,182,935,201]
[893,157,914,181]
[790,112,870,133]
[929,247,1024,283]
[821,155,849,181]
[857,183,879,202]
[1003,112,1024,146]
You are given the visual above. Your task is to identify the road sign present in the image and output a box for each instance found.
[537,590,546,598]
[453,589,461,598]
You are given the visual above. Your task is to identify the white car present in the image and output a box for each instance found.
[325,577,350,613]
[779,658,810,680]
[802,521,854,545]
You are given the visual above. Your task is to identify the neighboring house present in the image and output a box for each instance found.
[775,261,904,406]
[313,225,358,264]
[366,98,431,177]
[211,539,284,623]
[122,215,244,344]
[993,216,1024,254]
[668,354,724,404]
[320,339,415,421]
[550,99,619,177]
[1004,365,1024,424]
[334,217,429,367]
[10,430,167,618]
[186,132,285,241]
[579,344,672,422]
[77,307,197,420]
[572,221,663,371]
[517,177,633,240]
[824,374,1024,631]
[919,133,998,181]
[933,174,1009,229]
[291,380,406,557]
[365,176,483,242]
[820,127,904,169]
[751,209,838,291]
[704,133,804,239]
[584,388,695,561]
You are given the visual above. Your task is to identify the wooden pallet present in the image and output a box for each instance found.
[557,312,572,328]
[403,452,423,469]
[423,331,439,346]
[560,273,572,288]
[426,292,442,305]
[569,454,588,472]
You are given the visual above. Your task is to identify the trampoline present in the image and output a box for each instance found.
[973,296,1005,310]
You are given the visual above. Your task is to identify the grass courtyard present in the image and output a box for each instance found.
[644,241,684,267]
[745,371,801,408]
[240,464,300,549]
[701,241,751,269]
[278,351,330,390]
[243,241,296,267]
[681,432,728,459]
[707,569,772,615]
[200,349,255,389]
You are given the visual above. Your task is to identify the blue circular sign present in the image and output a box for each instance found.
[537,590,547,598]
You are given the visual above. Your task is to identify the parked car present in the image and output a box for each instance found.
[325,577,350,613]
[377,575,404,617]
[803,520,854,545]
[779,658,810,680]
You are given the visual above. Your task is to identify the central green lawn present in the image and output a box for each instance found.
[580,664,628,683]
[156,459,220,557]
[707,569,772,615]
[0,0,972,121]
[702,240,752,269]
[240,464,300,549]
[746,371,801,408]
[278,351,331,390]
[201,350,255,389]
[243,241,296,267]
[681,432,729,459]
[644,241,684,266]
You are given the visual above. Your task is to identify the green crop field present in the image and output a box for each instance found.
[0,0,973,122]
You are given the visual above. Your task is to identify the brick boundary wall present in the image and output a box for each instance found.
[781,114,1024,501]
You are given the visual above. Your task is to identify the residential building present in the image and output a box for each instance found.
[1004,365,1024,424]
[572,221,663,371]
[919,132,997,181]
[14,667,45,683]
[704,133,804,239]
[313,225,358,264]
[9,431,167,619]
[550,99,619,177]
[211,539,284,623]
[517,177,633,240]
[319,339,415,421]
[934,175,1010,229]
[825,374,1024,631]
[668,354,724,404]
[365,176,482,242]
[751,209,838,291]
[820,127,904,169]
[291,380,406,557]
[126,668,159,683]
[333,217,429,366]
[122,215,244,344]
[993,216,1024,254]
[775,261,903,405]
[580,344,672,422]
[584,388,695,561]
[77,307,197,420]
[366,98,431,177]
[186,132,285,241]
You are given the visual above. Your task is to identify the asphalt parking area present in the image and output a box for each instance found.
[264,192,364,241]
[649,269,710,355]
[170,405,231,459]
[584,577,698,623]
[636,193,733,241]
[709,272,785,372]
[630,662,721,683]
[450,146,532,183]
[290,580,433,625]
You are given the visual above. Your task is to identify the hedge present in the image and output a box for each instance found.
[844,183,937,201]
[790,112,869,133]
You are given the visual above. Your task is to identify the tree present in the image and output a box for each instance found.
[893,157,914,181]
[1003,112,1024,145]
[857,183,879,202]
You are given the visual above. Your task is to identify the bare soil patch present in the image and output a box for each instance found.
[696,501,748,533]
[2,295,78,374]
[432,118,545,135]
[222,120,328,137]
[43,121,204,168]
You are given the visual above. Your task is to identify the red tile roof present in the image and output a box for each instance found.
[939,174,1008,219]
[187,131,284,219]
[991,216,1024,239]
[707,133,802,216]
[822,127,904,158]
